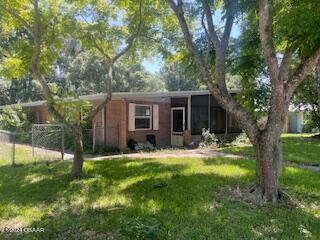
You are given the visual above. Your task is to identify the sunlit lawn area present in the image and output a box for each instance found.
[0,143,62,167]
[0,157,319,239]
[221,134,320,166]
[0,143,34,166]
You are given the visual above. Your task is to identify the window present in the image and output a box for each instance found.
[128,103,159,131]
[134,105,152,130]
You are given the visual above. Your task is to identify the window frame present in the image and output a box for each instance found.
[134,104,153,130]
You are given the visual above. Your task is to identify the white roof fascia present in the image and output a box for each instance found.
[0,89,240,109]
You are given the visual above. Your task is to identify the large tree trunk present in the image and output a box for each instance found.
[71,130,84,178]
[252,133,282,202]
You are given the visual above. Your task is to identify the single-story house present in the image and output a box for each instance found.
[286,111,304,133]
[284,105,309,133]
[0,90,244,149]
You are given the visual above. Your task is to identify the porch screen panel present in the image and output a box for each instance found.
[227,114,241,133]
[210,107,226,133]
[191,95,209,135]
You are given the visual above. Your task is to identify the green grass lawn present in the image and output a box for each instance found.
[221,133,320,166]
[0,143,62,167]
[0,157,319,239]
[0,143,34,166]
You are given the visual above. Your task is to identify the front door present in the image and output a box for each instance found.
[171,107,185,146]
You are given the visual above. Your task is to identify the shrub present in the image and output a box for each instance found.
[303,113,319,133]
[0,105,31,132]
[120,217,160,240]
[233,131,250,145]
[83,144,120,154]
[199,128,219,148]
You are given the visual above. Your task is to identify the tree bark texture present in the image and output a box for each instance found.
[254,134,281,202]
[71,129,84,178]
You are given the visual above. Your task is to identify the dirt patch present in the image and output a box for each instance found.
[86,148,242,161]
[215,185,298,206]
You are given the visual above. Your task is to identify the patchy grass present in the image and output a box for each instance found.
[220,133,320,166]
[0,143,62,167]
[0,157,319,239]
[0,143,34,166]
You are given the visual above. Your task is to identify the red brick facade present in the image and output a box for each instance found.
[24,98,172,150]
[126,100,171,148]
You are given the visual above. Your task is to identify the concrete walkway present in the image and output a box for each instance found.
[85,149,242,160]
[85,148,320,172]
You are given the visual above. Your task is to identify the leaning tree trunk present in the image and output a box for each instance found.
[71,129,84,178]
[252,133,282,202]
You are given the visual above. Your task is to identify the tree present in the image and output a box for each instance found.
[0,105,28,132]
[160,61,204,91]
[0,77,42,106]
[229,11,270,119]
[0,0,146,177]
[165,0,320,202]
[61,48,165,94]
[293,63,320,131]
[0,36,164,106]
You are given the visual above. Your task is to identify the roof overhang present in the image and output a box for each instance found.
[0,89,240,109]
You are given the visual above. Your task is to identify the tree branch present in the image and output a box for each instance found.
[201,0,221,50]
[0,3,35,38]
[258,0,288,136]
[287,48,320,98]
[27,0,75,132]
[86,64,113,122]
[221,0,237,51]
[279,47,292,81]
[112,0,143,63]
[90,33,111,62]
[86,0,143,123]
[166,0,260,144]
[258,0,279,82]
[201,10,212,66]
[166,0,211,82]
[79,12,112,62]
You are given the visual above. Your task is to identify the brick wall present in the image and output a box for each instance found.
[92,99,171,149]
[24,97,172,150]
[91,100,123,147]
[126,100,171,148]
[26,105,49,123]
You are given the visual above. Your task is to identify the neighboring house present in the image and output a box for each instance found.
[0,91,242,149]
[284,105,308,133]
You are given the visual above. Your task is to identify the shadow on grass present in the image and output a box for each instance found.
[0,157,319,239]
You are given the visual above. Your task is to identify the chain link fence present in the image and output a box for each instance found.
[0,124,67,167]
[32,124,65,162]
[0,122,121,166]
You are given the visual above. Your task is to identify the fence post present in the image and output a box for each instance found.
[12,133,16,166]
[61,125,65,160]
